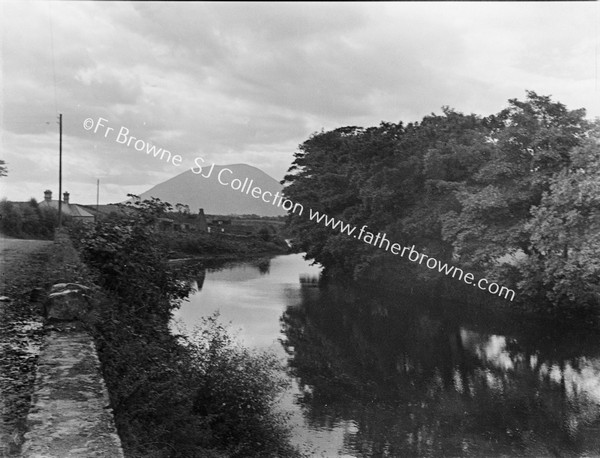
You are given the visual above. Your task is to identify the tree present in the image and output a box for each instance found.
[0,198,57,239]
[282,112,492,279]
[516,126,600,308]
[441,91,589,271]
[282,126,369,273]
[0,200,22,236]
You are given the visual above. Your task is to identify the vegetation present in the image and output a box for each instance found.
[282,91,599,311]
[0,198,59,239]
[516,128,600,310]
[163,231,289,258]
[70,197,300,458]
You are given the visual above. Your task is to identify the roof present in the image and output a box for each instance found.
[39,200,95,218]
[78,204,134,218]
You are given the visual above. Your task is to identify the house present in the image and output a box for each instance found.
[39,190,95,222]
[79,203,134,221]
[158,208,208,232]
[207,217,231,233]
[206,216,279,236]
[77,201,209,233]
[157,217,175,231]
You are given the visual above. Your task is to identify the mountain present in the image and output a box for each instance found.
[137,164,287,216]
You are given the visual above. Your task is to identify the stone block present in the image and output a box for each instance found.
[46,284,92,322]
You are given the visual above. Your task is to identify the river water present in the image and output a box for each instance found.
[172,253,600,457]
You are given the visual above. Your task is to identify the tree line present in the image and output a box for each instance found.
[282,91,600,311]
[0,199,59,239]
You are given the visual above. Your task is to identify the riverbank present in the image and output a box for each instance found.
[162,230,290,260]
[69,212,302,457]
[169,250,288,263]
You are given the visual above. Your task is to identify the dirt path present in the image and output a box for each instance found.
[0,237,53,457]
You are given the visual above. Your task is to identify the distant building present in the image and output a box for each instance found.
[76,200,209,233]
[39,190,95,222]
[158,208,208,232]
[211,218,231,226]
[157,217,175,231]
[208,217,230,233]
[79,203,133,221]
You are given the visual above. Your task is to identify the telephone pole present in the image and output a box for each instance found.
[58,113,63,227]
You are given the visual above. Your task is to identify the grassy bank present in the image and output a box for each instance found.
[162,231,290,260]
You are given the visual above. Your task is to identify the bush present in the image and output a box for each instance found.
[183,315,298,457]
[257,226,271,242]
[76,198,190,318]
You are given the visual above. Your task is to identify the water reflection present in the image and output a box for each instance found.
[175,255,600,457]
[281,282,600,457]
[195,269,206,291]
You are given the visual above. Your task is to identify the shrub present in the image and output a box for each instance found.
[182,315,298,458]
[76,197,190,318]
[257,226,271,242]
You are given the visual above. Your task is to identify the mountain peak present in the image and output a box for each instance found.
[138,163,286,216]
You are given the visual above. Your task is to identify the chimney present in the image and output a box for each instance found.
[44,190,52,202]
[63,192,70,204]
[198,208,205,216]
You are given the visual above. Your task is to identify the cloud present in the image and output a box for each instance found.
[1,1,597,204]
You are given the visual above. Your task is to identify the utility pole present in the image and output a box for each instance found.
[96,178,99,212]
[58,113,63,227]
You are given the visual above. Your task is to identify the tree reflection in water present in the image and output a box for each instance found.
[280,283,600,457]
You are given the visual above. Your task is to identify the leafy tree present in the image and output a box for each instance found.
[282,126,368,273]
[396,109,492,264]
[0,200,22,236]
[442,91,589,271]
[516,126,600,308]
[283,112,493,279]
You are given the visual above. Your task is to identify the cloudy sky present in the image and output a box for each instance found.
[1,1,598,204]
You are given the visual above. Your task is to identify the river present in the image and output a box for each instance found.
[173,253,600,457]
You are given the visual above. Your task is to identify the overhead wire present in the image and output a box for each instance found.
[47,1,59,117]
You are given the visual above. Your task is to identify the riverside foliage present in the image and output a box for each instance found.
[72,197,300,458]
[282,91,600,311]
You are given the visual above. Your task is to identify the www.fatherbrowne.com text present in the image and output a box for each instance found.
[304,208,515,301]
